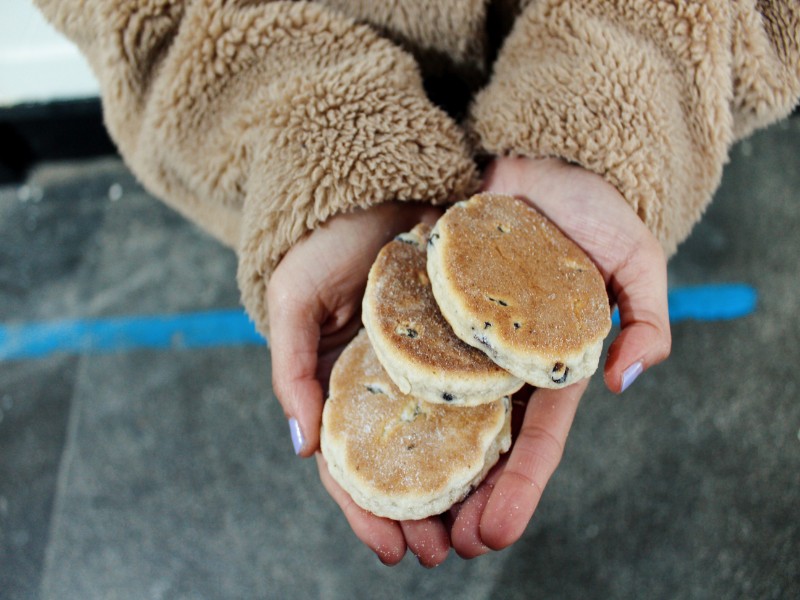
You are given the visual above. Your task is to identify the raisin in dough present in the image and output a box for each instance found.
[362,223,523,406]
[426,193,611,388]
[320,329,511,521]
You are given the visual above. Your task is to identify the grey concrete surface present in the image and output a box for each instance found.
[1,118,799,599]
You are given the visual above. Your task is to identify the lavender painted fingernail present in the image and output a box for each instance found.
[620,361,644,393]
[288,417,305,455]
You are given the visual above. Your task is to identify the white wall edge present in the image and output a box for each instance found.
[0,1,100,107]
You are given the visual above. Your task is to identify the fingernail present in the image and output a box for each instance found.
[620,361,644,393]
[288,417,305,455]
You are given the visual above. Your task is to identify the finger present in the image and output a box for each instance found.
[449,391,531,558]
[316,454,407,565]
[603,234,671,394]
[480,380,586,551]
[449,459,504,559]
[400,518,451,567]
[267,274,326,457]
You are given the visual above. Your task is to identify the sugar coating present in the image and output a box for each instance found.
[362,223,523,405]
[320,330,511,521]
[427,193,612,388]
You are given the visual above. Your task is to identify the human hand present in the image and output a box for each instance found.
[449,155,671,557]
[268,201,453,566]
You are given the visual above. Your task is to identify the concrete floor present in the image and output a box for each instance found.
[1,118,799,599]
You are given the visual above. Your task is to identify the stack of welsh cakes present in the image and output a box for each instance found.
[321,193,611,521]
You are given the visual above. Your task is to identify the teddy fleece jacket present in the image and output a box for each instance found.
[35,0,800,337]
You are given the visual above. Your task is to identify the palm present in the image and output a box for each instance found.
[271,202,442,393]
[268,201,451,566]
[481,156,670,392]
[446,156,672,556]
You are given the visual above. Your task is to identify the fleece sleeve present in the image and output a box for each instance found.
[468,0,800,256]
[34,0,477,335]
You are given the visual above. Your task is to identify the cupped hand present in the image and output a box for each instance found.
[267,201,451,566]
[449,155,672,558]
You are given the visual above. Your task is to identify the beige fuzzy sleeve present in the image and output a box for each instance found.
[469,0,800,256]
[34,0,477,336]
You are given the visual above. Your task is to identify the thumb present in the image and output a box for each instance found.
[603,233,671,393]
[267,277,326,457]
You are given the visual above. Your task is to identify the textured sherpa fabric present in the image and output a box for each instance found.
[35,0,800,335]
[469,0,800,256]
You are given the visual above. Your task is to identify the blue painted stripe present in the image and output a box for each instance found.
[0,310,265,361]
[0,284,757,361]
[611,283,758,326]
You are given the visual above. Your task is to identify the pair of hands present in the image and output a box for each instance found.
[267,156,672,566]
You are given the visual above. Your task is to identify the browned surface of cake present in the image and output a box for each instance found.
[363,223,522,404]
[320,330,510,520]
[427,193,611,387]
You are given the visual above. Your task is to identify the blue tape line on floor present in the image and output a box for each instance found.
[0,310,265,360]
[0,284,757,361]
[611,284,758,326]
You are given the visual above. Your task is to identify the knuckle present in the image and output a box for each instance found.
[266,271,291,309]
[266,274,316,329]
[642,317,671,362]
[270,370,308,410]
[270,377,291,407]
[655,331,672,363]
[516,424,565,469]
[503,468,544,501]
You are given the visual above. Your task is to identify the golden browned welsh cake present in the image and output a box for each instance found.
[320,330,511,521]
[426,193,612,388]
[362,223,523,406]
